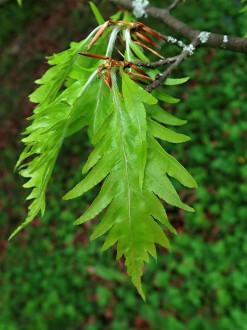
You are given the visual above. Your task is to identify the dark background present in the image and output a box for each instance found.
[0,1,247,329]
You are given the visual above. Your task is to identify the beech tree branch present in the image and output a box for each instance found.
[111,0,247,54]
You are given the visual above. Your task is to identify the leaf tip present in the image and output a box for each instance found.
[187,206,195,212]
[135,283,146,301]
[62,193,70,200]
[8,225,22,240]
[89,1,105,25]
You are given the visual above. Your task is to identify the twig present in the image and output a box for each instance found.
[145,38,199,93]
[133,56,180,68]
[162,35,187,49]
[168,0,182,12]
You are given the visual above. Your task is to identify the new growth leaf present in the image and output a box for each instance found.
[13,10,197,299]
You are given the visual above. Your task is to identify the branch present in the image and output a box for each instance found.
[134,55,180,68]
[148,57,192,92]
[137,38,199,92]
[111,0,247,54]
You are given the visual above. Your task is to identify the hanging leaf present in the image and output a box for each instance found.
[13,18,196,299]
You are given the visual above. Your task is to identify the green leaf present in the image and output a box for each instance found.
[129,41,149,61]
[82,134,112,174]
[90,200,120,241]
[122,72,152,188]
[14,22,197,299]
[165,77,190,85]
[11,27,109,239]
[146,157,194,212]
[142,190,176,234]
[63,151,117,200]
[148,118,190,143]
[146,103,187,126]
[152,90,180,104]
[110,10,122,21]
[149,137,198,189]
[74,173,117,225]
[89,2,105,25]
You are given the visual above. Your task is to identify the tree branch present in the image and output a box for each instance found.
[111,0,247,54]
[142,38,199,92]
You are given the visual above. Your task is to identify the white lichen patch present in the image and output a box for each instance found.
[178,40,186,48]
[198,31,210,44]
[183,44,195,55]
[223,35,228,43]
[167,36,178,44]
[132,0,149,18]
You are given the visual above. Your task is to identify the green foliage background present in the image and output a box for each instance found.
[0,0,247,329]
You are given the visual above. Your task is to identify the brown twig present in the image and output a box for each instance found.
[145,38,199,92]
[133,56,180,68]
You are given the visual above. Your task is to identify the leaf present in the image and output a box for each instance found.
[148,118,190,143]
[65,117,87,137]
[122,72,151,188]
[146,157,194,212]
[149,137,198,189]
[129,40,149,61]
[11,28,108,239]
[63,151,117,200]
[146,103,187,126]
[110,10,122,21]
[82,134,112,174]
[74,173,117,225]
[152,90,180,104]
[14,22,197,299]
[90,200,120,240]
[165,77,190,85]
[89,2,105,25]
[142,190,177,234]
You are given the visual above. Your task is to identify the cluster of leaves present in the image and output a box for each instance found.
[2,0,246,327]
[12,5,197,298]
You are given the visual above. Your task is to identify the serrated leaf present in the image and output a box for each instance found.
[143,190,177,234]
[149,137,198,188]
[63,151,117,200]
[122,73,148,188]
[65,117,87,137]
[82,134,112,174]
[14,22,197,299]
[146,158,194,212]
[92,112,113,145]
[74,173,117,225]
[11,27,107,238]
[90,200,120,240]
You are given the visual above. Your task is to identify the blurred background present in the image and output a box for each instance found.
[0,0,247,329]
